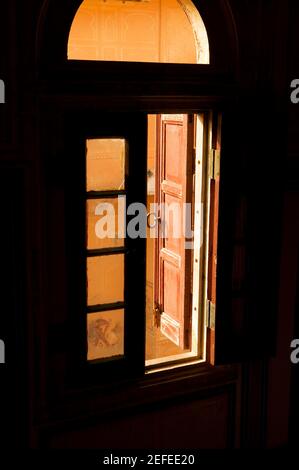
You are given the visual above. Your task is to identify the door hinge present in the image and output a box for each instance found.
[209,149,221,180]
[206,300,216,330]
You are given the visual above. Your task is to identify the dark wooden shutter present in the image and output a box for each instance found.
[207,113,221,363]
[154,114,193,349]
[210,109,280,364]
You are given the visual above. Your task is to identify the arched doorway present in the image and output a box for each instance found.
[37,0,238,71]
[67,0,209,64]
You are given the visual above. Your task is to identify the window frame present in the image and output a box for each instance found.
[62,112,149,385]
[37,0,242,395]
[40,90,236,396]
[61,107,225,387]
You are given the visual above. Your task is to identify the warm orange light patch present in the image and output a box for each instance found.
[87,310,125,361]
[86,138,125,192]
[68,0,200,64]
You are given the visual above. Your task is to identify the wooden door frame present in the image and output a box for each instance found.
[34,0,241,416]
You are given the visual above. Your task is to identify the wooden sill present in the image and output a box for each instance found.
[38,362,239,428]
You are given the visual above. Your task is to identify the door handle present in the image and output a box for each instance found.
[153,302,162,327]
[147,211,161,229]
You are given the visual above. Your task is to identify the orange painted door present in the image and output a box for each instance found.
[154,114,193,348]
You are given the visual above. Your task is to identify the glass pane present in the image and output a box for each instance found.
[87,310,124,361]
[86,139,126,192]
[87,197,126,250]
[87,255,124,306]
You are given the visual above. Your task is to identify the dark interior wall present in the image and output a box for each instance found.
[287,0,299,447]
[0,0,298,449]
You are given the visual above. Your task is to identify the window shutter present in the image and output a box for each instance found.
[210,110,280,364]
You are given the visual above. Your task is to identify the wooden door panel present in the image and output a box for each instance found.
[161,180,182,198]
[155,114,193,349]
[163,261,182,311]
[163,193,184,252]
[164,122,185,186]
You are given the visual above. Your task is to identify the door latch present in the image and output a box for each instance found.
[153,302,162,327]
[147,211,161,229]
